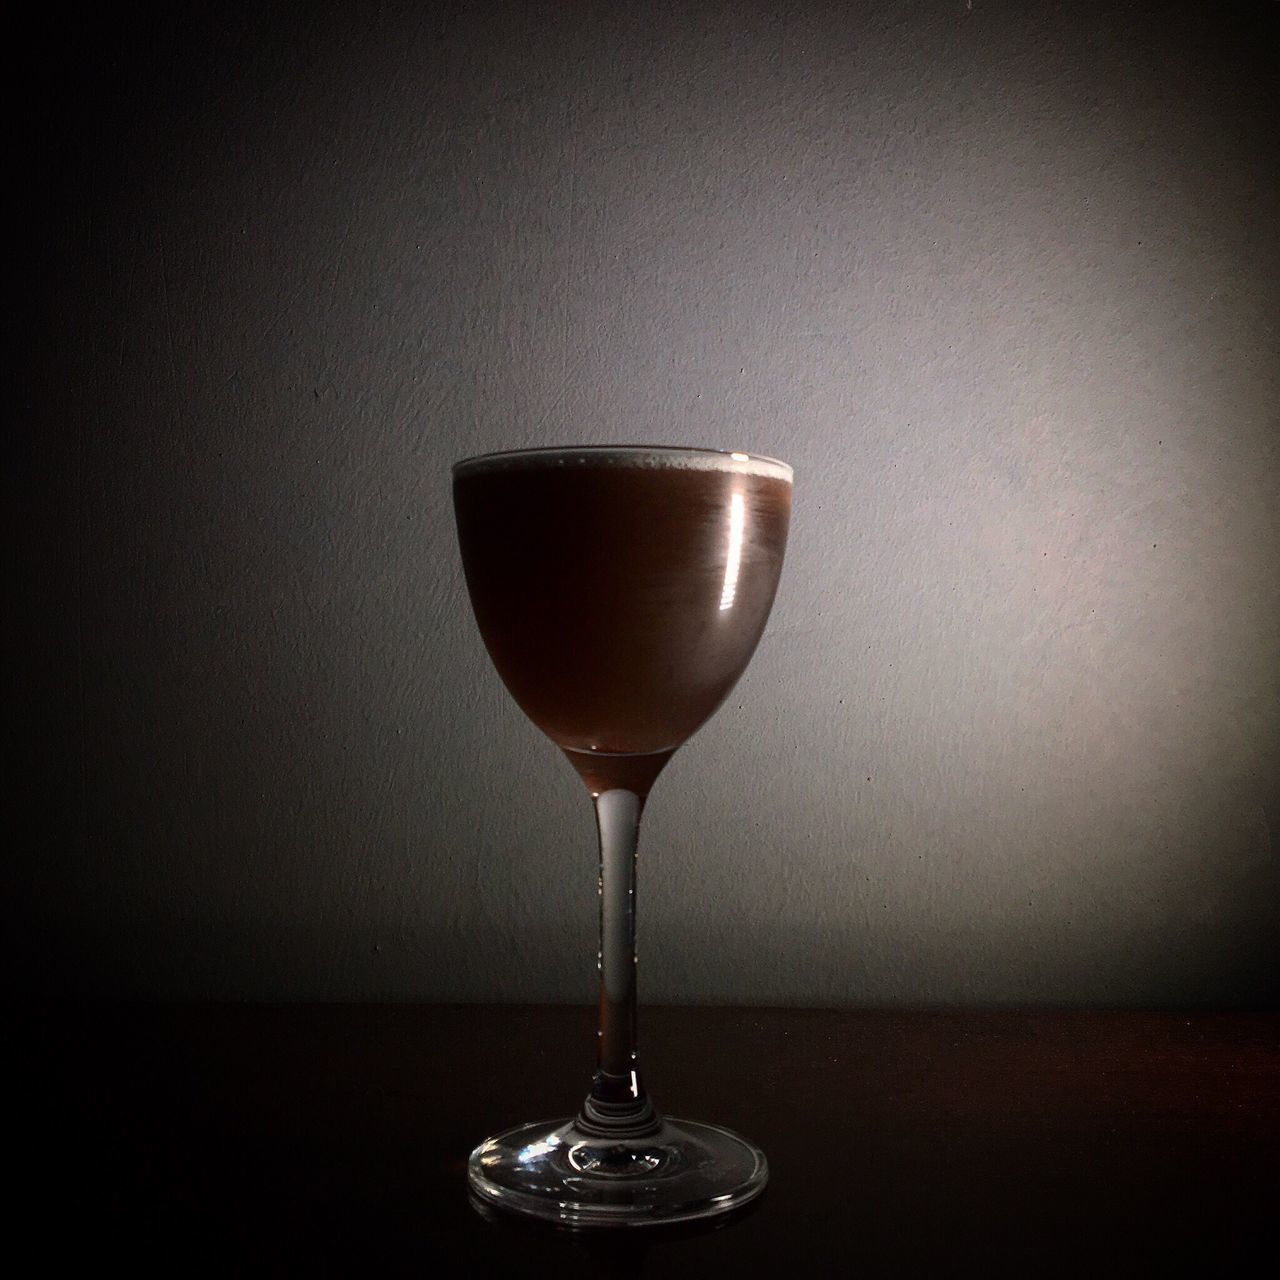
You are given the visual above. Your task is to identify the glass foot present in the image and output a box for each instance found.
[468,1116,767,1228]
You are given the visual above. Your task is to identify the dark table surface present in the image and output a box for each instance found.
[16,1004,1279,1274]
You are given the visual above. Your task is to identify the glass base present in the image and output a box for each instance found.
[468,1116,768,1228]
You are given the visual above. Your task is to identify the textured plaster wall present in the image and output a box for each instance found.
[16,1,1279,1004]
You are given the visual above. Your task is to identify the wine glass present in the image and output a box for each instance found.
[454,445,792,1227]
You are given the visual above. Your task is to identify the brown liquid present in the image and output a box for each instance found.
[454,454,791,793]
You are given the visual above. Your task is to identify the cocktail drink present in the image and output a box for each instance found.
[454,446,791,1226]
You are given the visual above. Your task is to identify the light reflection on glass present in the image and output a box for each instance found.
[518,1135,561,1164]
[719,491,745,611]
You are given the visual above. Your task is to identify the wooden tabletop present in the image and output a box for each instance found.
[17,1005,1278,1274]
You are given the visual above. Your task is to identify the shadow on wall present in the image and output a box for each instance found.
[13,0,1280,1004]
[15,891,1280,1009]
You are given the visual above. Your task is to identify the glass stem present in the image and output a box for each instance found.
[576,788,661,1138]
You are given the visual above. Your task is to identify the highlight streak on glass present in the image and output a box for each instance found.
[720,491,745,611]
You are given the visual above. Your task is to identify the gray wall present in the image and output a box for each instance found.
[17,0,1279,1005]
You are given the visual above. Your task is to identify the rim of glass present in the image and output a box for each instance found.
[452,444,793,481]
